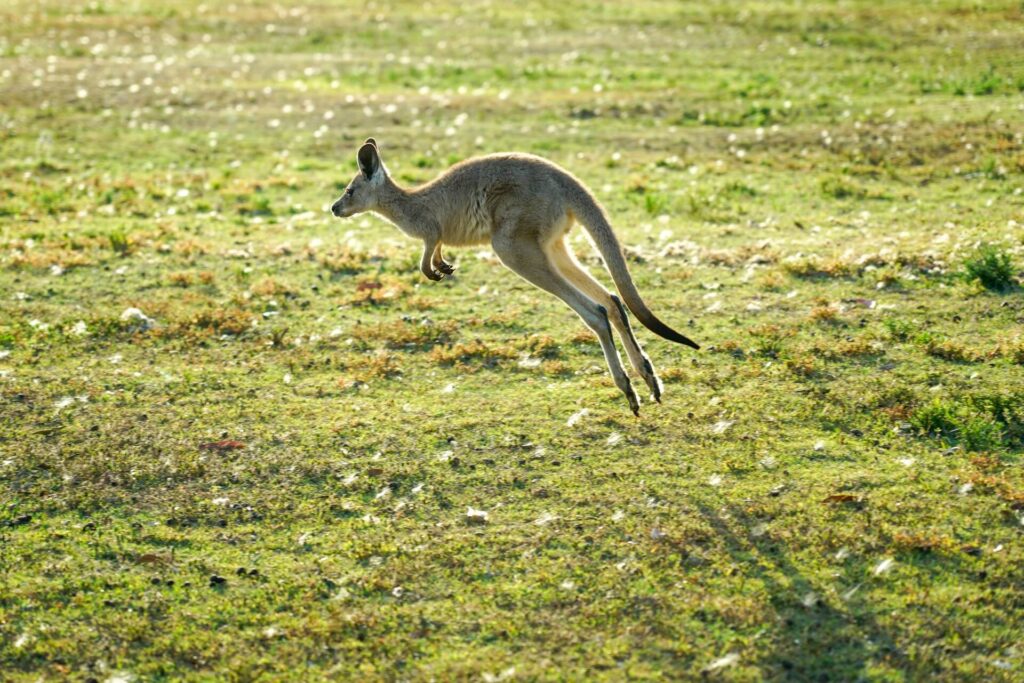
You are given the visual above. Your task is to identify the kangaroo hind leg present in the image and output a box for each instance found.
[548,237,663,402]
[491,230,641,415]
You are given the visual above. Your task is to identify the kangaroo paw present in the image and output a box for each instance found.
[436,260,455,275]
[641,357,663,403]
[624,381,641,417]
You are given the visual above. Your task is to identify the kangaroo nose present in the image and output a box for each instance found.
[331,202,342,217]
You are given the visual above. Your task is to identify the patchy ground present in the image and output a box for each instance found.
[1,0,1023,680]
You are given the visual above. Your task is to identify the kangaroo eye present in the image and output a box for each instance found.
[346,188,355,196]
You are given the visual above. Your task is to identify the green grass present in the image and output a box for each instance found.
[2,0,1024,680]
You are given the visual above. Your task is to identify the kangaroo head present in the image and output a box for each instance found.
[331,138,388,218]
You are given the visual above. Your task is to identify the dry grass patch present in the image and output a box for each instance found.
[993,339,1024,365]
[808,304,841,324]
[810,337,883,360]
[428,339,519,368]
[515,334,563,359]
[173,239,209,258]
[167,271,195,287]
[924,338,981,363]
[338,350,403,385]
[755,269,786,291]
[250,277,295,298]
[319,247,369,275]
[784,256,857,280]
[891,531,955,555]
[786,354,818,378]
[350,319,459,350]
[162,307,257,338]
[6,248,95,271]
[343,276,411,306]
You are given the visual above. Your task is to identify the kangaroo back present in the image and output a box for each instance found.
[563,183,700,350]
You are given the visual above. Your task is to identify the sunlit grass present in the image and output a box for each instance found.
[1,0,1023,680]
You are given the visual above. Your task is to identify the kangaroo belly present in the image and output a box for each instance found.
[441,192,493,245]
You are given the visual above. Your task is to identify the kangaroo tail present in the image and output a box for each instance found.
[567,188,700,350]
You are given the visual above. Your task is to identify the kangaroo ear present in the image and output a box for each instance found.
[357,142,380,179]
[364,137,377,148]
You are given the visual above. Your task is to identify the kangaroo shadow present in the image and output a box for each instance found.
[694,502,910,681]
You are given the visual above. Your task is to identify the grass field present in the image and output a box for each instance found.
[2,0,1024,680]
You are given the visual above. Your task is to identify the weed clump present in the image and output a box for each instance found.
[747,324,793,358]
[909,398,1010,452]
[108,229,132,255]
[883,318,914,342]
[962,244,1016,292]
[820,177,867,200]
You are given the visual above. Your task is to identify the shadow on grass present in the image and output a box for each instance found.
[695,503,910,680]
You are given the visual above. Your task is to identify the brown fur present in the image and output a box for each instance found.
[331,139,699,414]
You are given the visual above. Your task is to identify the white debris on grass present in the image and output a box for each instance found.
[465,507,489,525]
[566,408,589,427]
[534,512,557,526]
[482,668,516,683]
[842,583,862,601]
[711,420,734,434]
[702,652,740,674]
[55,395,87,411]
[120,307,156,332]
[105,672,136,683]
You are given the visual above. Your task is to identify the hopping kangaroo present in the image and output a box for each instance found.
[330,138,699,415]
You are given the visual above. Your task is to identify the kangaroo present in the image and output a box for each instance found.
[330,138,699,415]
